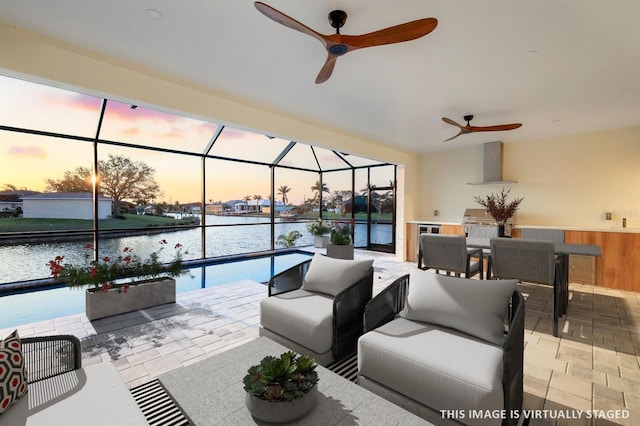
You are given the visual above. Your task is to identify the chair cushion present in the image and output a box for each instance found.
[0,330,27,415]
[358,318,504,426]
[302,253,373,297]
[402,267,517,345]
[0,362,147,426]
[260,289,334,355]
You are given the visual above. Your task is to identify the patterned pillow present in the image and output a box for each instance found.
[0,330,28,415]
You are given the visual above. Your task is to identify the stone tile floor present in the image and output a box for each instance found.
[3,249,640,425]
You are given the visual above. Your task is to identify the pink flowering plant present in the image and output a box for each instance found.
[48,240,189,292]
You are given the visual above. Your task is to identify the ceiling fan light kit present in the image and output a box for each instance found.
[254,2,438,84]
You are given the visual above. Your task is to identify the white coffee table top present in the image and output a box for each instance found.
[159,337,430,425]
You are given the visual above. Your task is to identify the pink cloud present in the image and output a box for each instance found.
[41,92,102,112]
[7,145,47,158]
[155,128,183,139]
[200,123,218,134]
[105,101,182,123]
[219,127,249,140]
[121,127,142,136]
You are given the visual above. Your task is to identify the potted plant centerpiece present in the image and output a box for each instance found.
[48,240,190,320]
[306,219,331,248]
[327,219,355,259]
[243,351,319,423]
[473,188,524,237]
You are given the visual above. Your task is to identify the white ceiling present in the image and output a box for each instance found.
[1,0,639,153]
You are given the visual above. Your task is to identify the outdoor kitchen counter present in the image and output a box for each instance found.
[406,222,640,291]
[408,221,640,233]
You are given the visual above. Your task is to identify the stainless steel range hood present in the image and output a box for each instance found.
[467,141,517,185]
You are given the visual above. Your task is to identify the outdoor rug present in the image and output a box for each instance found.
[130,379,190,426]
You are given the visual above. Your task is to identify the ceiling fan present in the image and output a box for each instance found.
[254,2,438,84]
[442,115,522,142]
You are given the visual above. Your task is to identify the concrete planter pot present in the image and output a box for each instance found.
[313,235,329,248]
[245,385,318,423]
[85,277,176,321]
[327,243,354,260]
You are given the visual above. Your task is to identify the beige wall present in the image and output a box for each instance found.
[419,126,640,229]
[0,22,420,257]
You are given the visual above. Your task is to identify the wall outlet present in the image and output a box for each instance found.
[433,210,440,217]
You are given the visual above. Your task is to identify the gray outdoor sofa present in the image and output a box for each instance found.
[0,334,148,426]
[260,253,374,366]
[357,269,524,426]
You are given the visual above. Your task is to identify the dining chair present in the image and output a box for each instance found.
[417,234,483,279]
[487,238,563,337]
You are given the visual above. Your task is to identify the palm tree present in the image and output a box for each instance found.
[310,180,329,207]
[243,195,252,202]
[278,185,292,205]
[253,194,263,202]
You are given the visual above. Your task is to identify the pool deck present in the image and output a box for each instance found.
[3,249,640,425]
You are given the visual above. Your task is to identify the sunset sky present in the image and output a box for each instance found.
[0,75,391,205]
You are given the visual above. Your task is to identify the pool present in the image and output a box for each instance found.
[0,251,313,329]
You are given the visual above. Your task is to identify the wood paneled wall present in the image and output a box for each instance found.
[565,231,640,291]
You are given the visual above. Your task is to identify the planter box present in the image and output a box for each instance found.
[314,235,329,248]
[85,277,176,321]
[327,243,354,260]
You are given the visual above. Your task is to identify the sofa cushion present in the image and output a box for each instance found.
[260,289,334,355]
[302,253,373,297]
[0,362,147,426]
[358,318,504,426]
[0,330,27,415]
[402,268,517,345]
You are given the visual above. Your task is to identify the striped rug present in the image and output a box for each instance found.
[130,353,358,426]
[326,352,358,382]
[130,379,190,426]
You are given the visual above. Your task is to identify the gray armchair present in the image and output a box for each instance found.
[358,271,524,426]
[418,233,483,279]
[260,254,374,365]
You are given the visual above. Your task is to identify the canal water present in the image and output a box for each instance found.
[0,215,391,284]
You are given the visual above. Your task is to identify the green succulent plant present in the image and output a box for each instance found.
[243,351,319,402]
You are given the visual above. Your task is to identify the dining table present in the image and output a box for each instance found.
[466,237,602,337]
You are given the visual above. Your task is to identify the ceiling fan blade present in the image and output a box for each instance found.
[254,2,328,47]
[315,54,339,84]
[443,130,464,142]
[442,117,465,129]
[341,18,438,49]
[469,123,523,132]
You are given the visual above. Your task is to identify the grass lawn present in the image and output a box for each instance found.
[0,214,198,233]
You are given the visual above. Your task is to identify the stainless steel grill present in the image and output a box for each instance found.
[462,208,515,237]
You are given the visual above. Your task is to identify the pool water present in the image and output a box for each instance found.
[0,251,313,329]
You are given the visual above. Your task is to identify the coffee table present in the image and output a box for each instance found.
[159,337,431,425]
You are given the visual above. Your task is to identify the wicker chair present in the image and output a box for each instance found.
[418,233,483,279]
[260,255,373,365]
[21,335,82,383]
[1,335,148,425]
[487,238,563,337]
[358,273,525,426]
